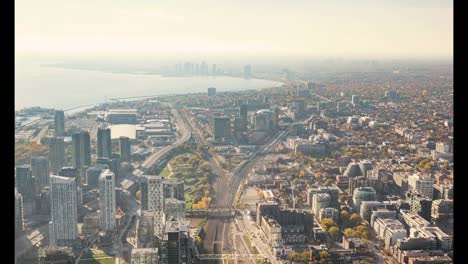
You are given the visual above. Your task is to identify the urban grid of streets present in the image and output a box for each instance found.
[15,64,453,264]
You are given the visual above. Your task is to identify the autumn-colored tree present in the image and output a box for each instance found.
[195,236,202,247]
[257,190,265,198]
[287,252,299,261]
[15,143,48,164]
[349,213,362,227]
[324,179,334,186]
[321,218,336,231]
[328,226,341,240]
[343,228,355,237]
[300,251,311,261]
[192,196,212,209]
[319,250,329,260]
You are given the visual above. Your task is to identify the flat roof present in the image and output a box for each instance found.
[110,124,136,139]
[109,109,137,113]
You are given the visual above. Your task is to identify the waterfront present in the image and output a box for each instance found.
[15,61,282,110]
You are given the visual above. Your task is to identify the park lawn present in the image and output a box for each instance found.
[80,252,115,264]
[159,167,171,177]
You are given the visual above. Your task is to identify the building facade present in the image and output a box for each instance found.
[31,157,50,192]
[48,137,66,174]
[54,110,65,137]
[99,169,116,231]
[49,175,78,246]
[213,117,231,140]
[97,128,112,158]
[119,136,132,163]
[71,131,91,168]
[141,175,164,212]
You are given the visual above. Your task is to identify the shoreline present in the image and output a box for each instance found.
[15,74,285,114]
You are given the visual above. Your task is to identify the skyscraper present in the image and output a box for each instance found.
[86,167,103,188]
[140,175,164,211]
[81,131,91,167]
[212,64,217,76]
[201,61,207,75]
[160,220,194,264]
[207,87,216,96]
[240,104,248,121]
[119,136,132,163]
[243,64,252,79]
[54,110,65,137]
[58,167,82,206]
[15,189,24,237]
[272,107,280,129]
[97,157,121,178]
[71,133,81,168]
[213,117,231,140]
[31,156,49,193]
[49,175,78,246]
[48,137,66,174]
[15,165,34,201]
[15,165,36,216]
[99,169,116,231]
[98,128,112,158]
[254,109,271,131]
[71,131,91,168]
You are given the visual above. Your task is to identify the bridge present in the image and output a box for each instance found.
[198,254,265,260]
[185,205,242,218]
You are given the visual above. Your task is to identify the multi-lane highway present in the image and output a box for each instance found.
[132,105,191,178]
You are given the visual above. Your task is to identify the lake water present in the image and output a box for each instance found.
[15,61,282,110]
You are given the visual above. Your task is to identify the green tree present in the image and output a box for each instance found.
[328,226,341,240]
[321,218,336,231]
[343,228,355,237]
[349,213,362,227]
[319,250,329,260]
[299,251,311,261]
[324,179,334,186]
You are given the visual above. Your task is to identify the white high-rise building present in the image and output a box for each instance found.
[408,173,434,199]
[49,175,77,246]
[312,193,331,216]
[141,175,164,212]
[99,169,116,231]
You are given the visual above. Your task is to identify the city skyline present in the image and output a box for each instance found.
[15,1,454,263]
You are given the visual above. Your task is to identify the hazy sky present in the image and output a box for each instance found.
[16,0,452,59]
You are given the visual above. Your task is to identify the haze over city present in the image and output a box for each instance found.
[16,0,452,59]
